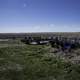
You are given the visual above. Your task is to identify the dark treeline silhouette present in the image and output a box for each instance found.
[21,36,80,52]
[0,32,80,39]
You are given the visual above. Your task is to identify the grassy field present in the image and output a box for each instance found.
[0,39,25,48]
[0,40,80,80]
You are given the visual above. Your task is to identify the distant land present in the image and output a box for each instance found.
[0,32,80,39]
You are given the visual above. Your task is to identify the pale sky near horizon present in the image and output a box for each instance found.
[0,0,80,33]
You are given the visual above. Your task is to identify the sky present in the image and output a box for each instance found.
[0,0,80,33]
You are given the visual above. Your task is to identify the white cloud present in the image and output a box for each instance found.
[33,26,41,30]
[23,3,27,8]
[31,24,55,32]
[0,24,80,33]
[49,24,55,27]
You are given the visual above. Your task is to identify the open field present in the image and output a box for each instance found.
[0,33,80,80]
[0,39,25,48]
[0,41,80,80]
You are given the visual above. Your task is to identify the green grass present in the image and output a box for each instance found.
[0,45,80,80]
[0,39,25,48]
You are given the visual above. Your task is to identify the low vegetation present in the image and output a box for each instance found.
[0,39,25,48]
[0,43,80,80]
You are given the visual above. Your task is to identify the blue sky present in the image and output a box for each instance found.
[0,0,80,32]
